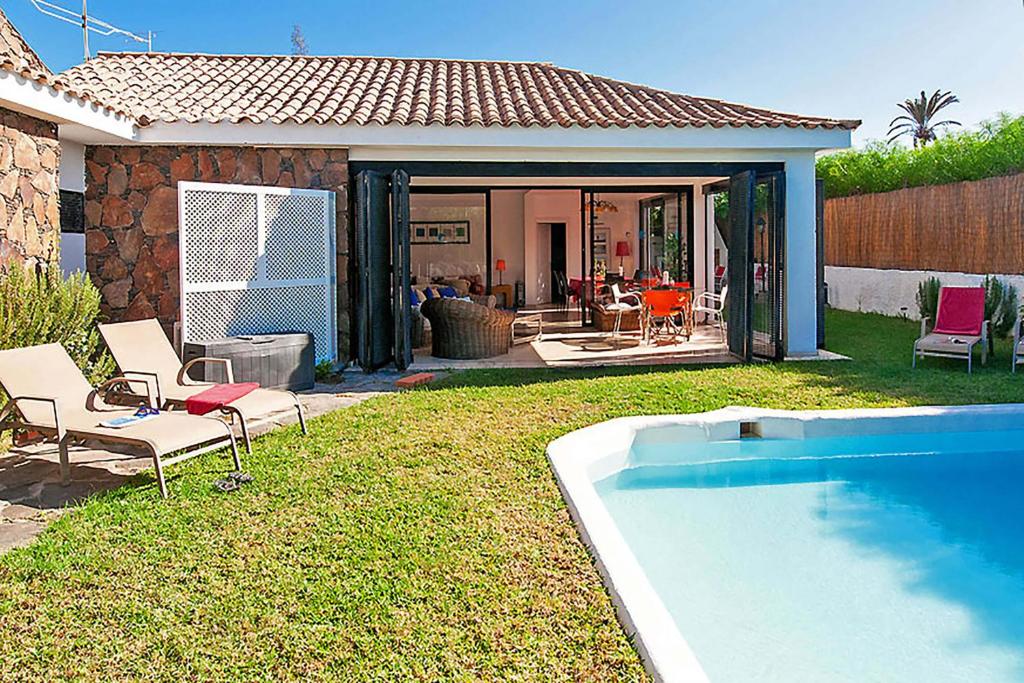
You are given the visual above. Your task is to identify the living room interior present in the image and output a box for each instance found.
[406,179,737,368]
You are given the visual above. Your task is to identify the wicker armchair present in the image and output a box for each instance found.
[421,297,516,359]
[410,307,430,349]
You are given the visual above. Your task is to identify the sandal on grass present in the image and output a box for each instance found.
[228,471,253,484]
[213,478,240,493]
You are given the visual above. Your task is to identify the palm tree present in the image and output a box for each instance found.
[887,90,961,147]
[291,25,309,56]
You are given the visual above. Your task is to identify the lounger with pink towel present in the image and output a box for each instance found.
[913,286,989,373]
[99,319,307,452]
[0,343,240,498]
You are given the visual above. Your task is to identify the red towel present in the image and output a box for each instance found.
[932,287,985,336]
[185,382,259,415]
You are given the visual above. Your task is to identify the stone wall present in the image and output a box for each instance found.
[84,145,350,355]
[0,107,60,271]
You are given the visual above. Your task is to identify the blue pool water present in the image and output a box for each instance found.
[596,431,1024,682]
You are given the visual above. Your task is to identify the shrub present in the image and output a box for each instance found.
[983,275,1018,339]
[817,113,1024,199]
[315,358,335,382]
[916,276,941,321]
[0,266,114,383]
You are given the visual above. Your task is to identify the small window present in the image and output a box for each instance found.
[59,189,85,234]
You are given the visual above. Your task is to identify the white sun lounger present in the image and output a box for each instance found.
[99,319,307,452]
[0,343,240,498]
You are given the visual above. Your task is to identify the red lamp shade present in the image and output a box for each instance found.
[615,241,631,258]
[495,259,507,272]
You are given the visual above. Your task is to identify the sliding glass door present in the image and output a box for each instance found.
[353,169,412,372]
[723,170,785,361]
[639,196,664,277]
[639,193,688,282]
[726,171,755,360]
[751,172,785,360]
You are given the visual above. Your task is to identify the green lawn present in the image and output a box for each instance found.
[1,310,1022,681]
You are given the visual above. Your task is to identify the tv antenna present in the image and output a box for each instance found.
[30,0,153,60]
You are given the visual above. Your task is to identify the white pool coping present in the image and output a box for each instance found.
[546,403,1024,683]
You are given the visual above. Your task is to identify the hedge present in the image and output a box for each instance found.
[816,113,1024,199]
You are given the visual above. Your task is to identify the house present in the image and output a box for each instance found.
[4,8,860,369]
[0,9,133,274]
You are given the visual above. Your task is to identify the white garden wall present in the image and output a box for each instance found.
[825,266,1024,318]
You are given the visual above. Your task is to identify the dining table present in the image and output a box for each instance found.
[642,284,695,339]
[568,276,611,299]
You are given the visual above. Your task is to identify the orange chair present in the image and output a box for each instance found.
[642,289,691,343]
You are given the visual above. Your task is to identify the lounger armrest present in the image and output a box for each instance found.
[119,370,163,406]
[1014,313,1022,346]
[180,357,234,385]
[97,376,157,409]
[0,395,65,436]
[919,317,930,337]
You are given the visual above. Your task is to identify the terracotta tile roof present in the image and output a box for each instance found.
[0,9,131,120]
[61,52,860,131]
[0,8,53,81]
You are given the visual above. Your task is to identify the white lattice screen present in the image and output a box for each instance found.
[178,181,337,361]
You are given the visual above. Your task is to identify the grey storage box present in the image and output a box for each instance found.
[182,332,315,391]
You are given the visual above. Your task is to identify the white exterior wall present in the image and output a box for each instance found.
[706,193,719,292]
[58,140,85,192]
[692,187,708,295]
[783,153,819,355]
[826,266,1024,319]
[58,140,86,276]
[59,234,85,275]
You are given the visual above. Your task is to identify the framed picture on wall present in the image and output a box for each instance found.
[411,220,470,244]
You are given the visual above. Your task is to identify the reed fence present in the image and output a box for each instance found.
[824,172,1024,273]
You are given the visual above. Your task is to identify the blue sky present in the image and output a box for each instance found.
[6,0,1023,145]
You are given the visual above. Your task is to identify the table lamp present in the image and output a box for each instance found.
[496,258,507,285]
[615,240,631,276]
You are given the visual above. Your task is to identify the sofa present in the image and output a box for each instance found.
[420,297,515,359]
[410,274,485,302]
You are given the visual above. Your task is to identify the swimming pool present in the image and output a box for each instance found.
[547,405,1024,682]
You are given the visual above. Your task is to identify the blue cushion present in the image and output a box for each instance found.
[409,287,421,308]
[439,286,458,298]
[423,287,436,299]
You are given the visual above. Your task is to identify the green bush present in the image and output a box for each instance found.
[315,358,335,382]
[983,275,1018,339]
[916,276,941,321]
[817,113,1024,199]
[0,266,114,384]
